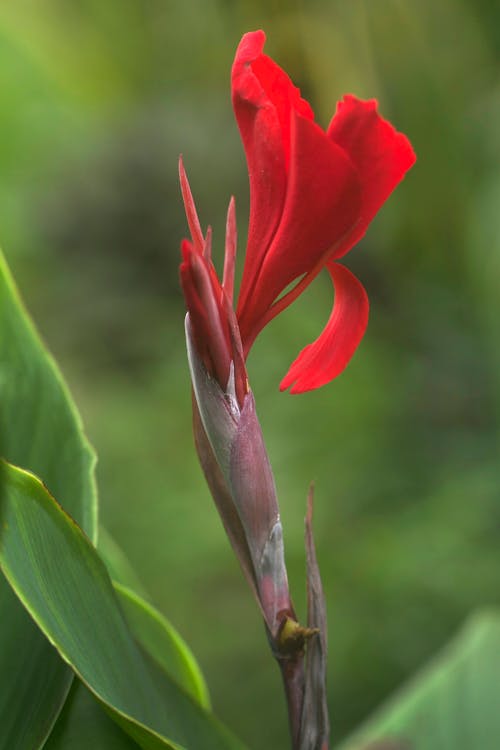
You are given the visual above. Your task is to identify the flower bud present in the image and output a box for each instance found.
[185,317,294,635]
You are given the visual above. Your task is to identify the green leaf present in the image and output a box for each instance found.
[44,681,141,750]
[0,581,71,750]
[115,583,211,711]
[0,461,246,750]
[0,251,97,535]
[98,528,210,709]
[0,250,97,749]
[338,610,500,750]
[99,526,148,596]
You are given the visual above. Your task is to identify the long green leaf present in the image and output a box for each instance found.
[0,461,245,750]
[0,251,97,749]
[44,681,141,750]
[338,610,500,750]
[99,527,148,596]
[115,583,211,711]
[98,528,210,709]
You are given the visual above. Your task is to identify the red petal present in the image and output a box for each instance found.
[232,31,314,317]
[280,262,369,394]
[238,112,361,345]
[327,95,416,259]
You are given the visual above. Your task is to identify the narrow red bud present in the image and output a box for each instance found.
[223,196,237,305]
[179,157,204,253]
[180,243,231,388]
[203,226,212,262]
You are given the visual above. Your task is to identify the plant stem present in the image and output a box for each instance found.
[279,653,305,749]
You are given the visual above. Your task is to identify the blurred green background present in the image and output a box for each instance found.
[2,0,500,747]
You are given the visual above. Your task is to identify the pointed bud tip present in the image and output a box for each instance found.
[179,156,204,252]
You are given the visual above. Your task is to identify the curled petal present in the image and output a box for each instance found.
[328,95,416,259]
[280,262,369,394]
[232,30,314,318]
[239,112,362,346]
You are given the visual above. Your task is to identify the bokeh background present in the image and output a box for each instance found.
[2,0,500,747]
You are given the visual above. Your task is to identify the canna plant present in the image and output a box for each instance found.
[179,29,414,747]
[2,24,500,750]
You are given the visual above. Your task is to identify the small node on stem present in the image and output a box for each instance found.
[277,616,319,658]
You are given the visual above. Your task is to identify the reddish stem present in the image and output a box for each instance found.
[279,654,305,750]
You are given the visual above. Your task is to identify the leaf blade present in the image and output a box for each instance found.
[44,681,142,750]
[0,250,98,749]
[0,461,245,750]
[115,582,211,710]
[338,611,500,750]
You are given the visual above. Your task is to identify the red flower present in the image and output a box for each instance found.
[181,29,415,395]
